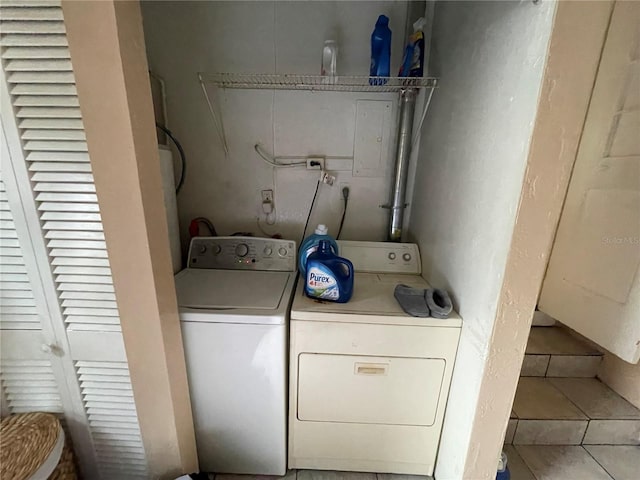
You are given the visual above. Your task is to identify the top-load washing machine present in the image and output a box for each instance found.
[175,236,297,475]
[288,241,462,476]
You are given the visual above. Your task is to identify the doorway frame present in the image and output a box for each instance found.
[456,1,615,478]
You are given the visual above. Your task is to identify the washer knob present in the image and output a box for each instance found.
[235,243,249,257]
[211,243,222,255]
[403,253,412,261]
[388,252,396,260]
[278,247,287,257]
[263,247,273,256]
[199,244,207,254]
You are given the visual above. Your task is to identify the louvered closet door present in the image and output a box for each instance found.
[0,2,149,478]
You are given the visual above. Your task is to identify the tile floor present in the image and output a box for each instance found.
[205,454,640,480]
[510,377,640,446]
[211,472,430,480]
[508,445,640,480]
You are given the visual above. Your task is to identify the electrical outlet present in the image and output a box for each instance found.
[261,189,273,203]
[306,157,325,170]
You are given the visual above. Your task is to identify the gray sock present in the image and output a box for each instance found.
[394,284,430,317]
[425,288,453,319]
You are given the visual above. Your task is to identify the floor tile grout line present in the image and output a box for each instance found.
[581,445,616,480]
[544,377,593,419]
[543,354,551,377]
[512,445,542,480]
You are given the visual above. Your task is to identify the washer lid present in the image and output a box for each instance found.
[175,269,291,310]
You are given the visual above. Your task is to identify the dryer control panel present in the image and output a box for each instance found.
[187,236,296,272]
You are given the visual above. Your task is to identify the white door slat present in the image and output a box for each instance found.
[25,141,88,152]
[62,299,118,309]
[0,264,28,274]
[54,266,111,276]
[68,324,121,332]
[0,246,21,256]
[0,225,18,236]
[0,281,33,291]
[4,58,72,72]
[0,290,34,299]
[39,201,98,211]
[15,95,79,107]
[58,283,114,293]
[20,118,84,130]
[7,71,75,84]
[11,83,76,96]
[16,106,82,118]
[83,394,134,403]
[50,249,108,259]
[0,220,17,229]
[41,211,101,222]
[0,304,38,314]
[2,46,70,59]
[0,314,40,324]
[60,291,115,301]
[52,258,109,268]
[0,272,29,282]
[0,296,35,306]
[64,308,119,317]
[27,151,88,161]
[24,131,86,142]
[64,316,120,326]
[55,274,112,284]
[0,21,65,34]
[78,381,131,391]
[0,257,29,269]
[0,237,19,247]
[32,171,93,182]
[34,182,96,192]
[0,33,68,47]
[0,8,64,21]
[45,230,104,240]
[43,221,102,231]
[47,239,105,249]
[36,193,97,203]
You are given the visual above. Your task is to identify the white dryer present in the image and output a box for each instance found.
[288,241,462,476]
[176,236,297,475]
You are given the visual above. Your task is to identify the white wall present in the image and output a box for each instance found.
[406,1,555,478]
[141,1,419,248]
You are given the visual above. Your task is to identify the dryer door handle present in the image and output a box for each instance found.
[354,363,388,376]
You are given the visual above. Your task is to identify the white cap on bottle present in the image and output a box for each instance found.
[315,224,328,235]
[413,17,426,32]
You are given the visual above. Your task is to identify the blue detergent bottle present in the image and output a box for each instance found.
[370,14,392,85]
[305,240,354,303]
[298,224,339,275]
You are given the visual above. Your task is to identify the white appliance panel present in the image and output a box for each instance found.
[175,269,291,310]
[288,241,461,475]
[181,321,287,475]
[297,353,445,426]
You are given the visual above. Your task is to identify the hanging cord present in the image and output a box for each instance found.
[300,179,321,246]
[156,123,186,193]
[254,144,307,168]
[337,185,350,239]
[189,217,217,237]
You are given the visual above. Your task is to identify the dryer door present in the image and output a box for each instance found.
[297,353,445,426]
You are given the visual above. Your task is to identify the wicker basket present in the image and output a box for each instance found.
[1,412,77,480]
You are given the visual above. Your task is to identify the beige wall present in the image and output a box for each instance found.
[62,1,198,478]
[463,2,614,478]
[407,1,615,478]
[406,1,556,478]
[599,354,640,409]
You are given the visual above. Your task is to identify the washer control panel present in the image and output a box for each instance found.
[187,236,296,272]
[337,240,421,274]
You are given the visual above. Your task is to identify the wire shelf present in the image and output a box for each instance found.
[199,73,438,92]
